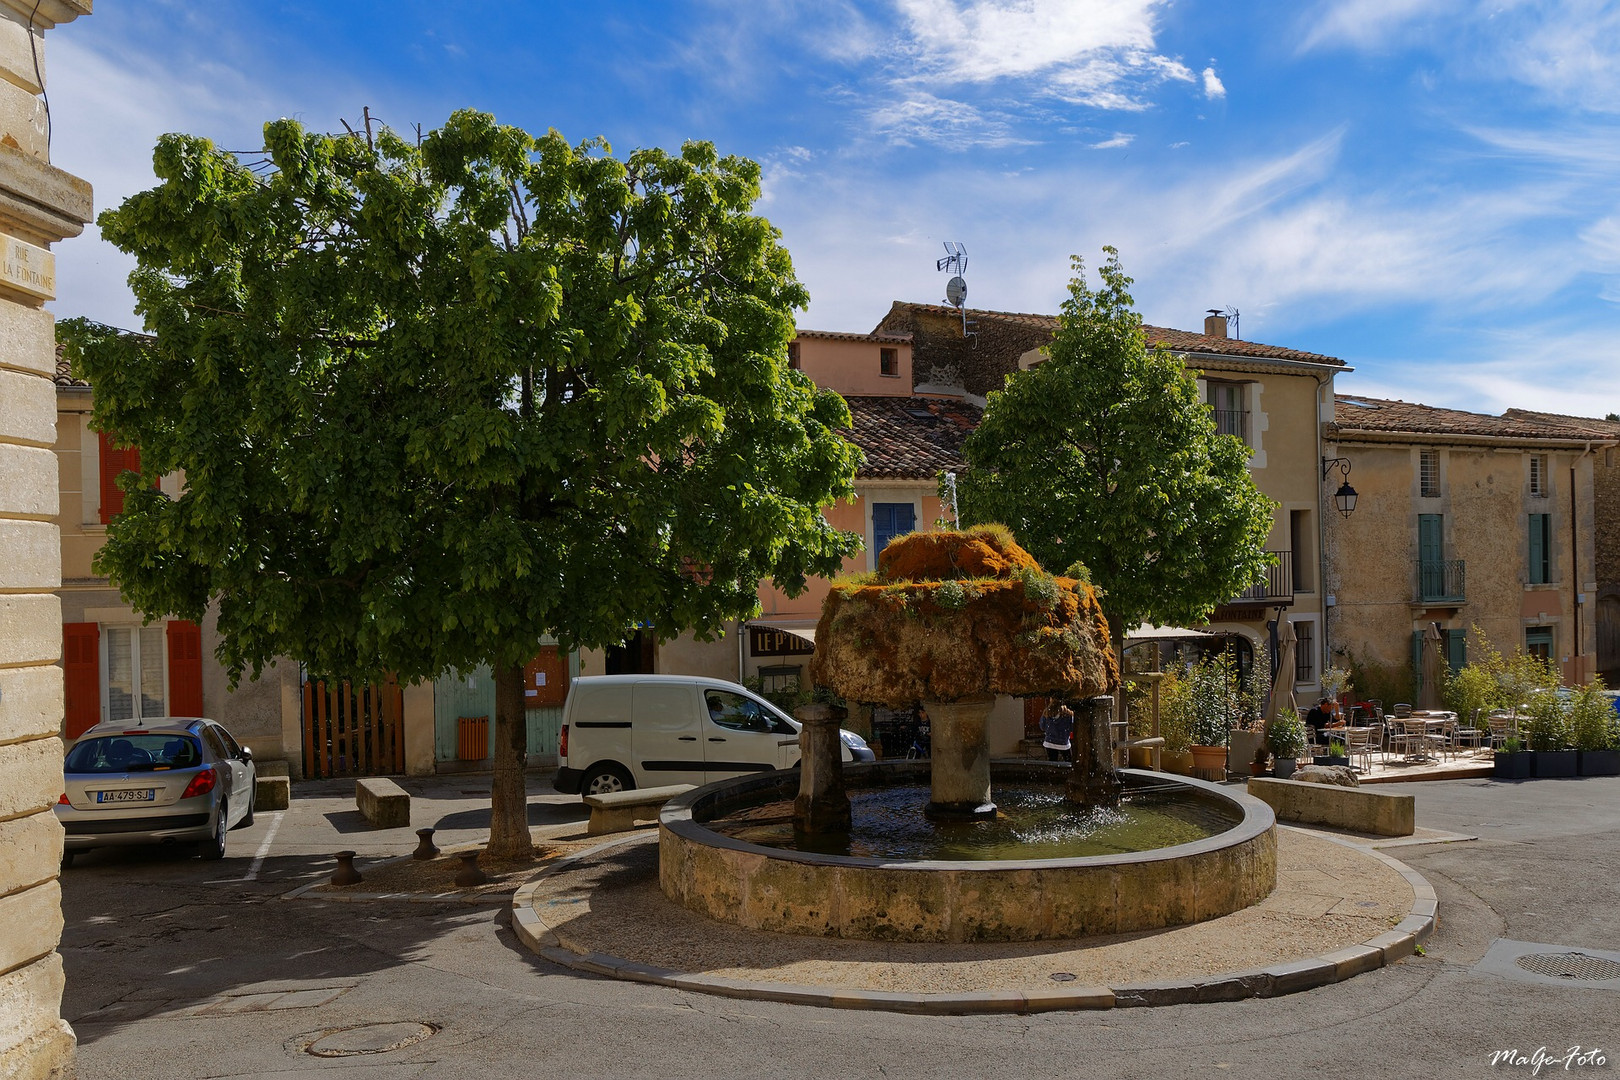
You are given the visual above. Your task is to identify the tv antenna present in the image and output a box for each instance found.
[937,242,973,339]
[1207,306,1240,340]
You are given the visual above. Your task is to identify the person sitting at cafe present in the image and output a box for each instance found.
[1305,697,1334,740]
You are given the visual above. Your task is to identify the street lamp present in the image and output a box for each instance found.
[1321,457,1358,517]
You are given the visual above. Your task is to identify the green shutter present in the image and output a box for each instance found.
[1412,630,1425,697]
[1529,514,1547,584]
[1447,629,1466,673]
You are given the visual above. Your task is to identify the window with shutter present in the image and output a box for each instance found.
[97,430,142,524]
[1528,513,1551,584]
[62,623,101,738]
[871,502,916,569]
[1446,628,1466,673]
[167,620,204,717]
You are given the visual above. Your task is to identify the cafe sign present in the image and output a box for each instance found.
[749,626,814,657]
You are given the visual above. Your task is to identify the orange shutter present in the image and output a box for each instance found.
[97,431,142,524]
[62,623,100,738]
[166,620,204,717]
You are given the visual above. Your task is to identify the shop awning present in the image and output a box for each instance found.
[1125,623,1214,643]
[746,622,816,656]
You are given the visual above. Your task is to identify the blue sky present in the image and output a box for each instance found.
[45,0,1620,416]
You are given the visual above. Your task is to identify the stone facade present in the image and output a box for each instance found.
[0,3,91,1078]
[1324,397,1616,698]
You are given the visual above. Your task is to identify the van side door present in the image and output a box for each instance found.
[701,687,798,784]
[631,682,704,787]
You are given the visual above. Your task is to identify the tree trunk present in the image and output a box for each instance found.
[488,661,534,859]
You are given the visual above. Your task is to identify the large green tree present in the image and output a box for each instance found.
[958,248,1275,664]
[64,111,860,857]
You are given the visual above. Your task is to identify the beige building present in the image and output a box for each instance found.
[1323,396,1617,698]
[874,303,1351,703]
[0,1,92,1076]
[50,358,300,766]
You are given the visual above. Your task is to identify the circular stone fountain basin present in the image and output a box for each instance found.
[659,762,1277,943]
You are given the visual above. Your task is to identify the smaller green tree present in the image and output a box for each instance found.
[1568,681,1616,752]
[958,248,1276,669]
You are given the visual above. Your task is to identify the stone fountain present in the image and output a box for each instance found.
[657,526,1277,943]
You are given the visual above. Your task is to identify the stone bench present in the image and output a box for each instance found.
[1247,776,1414,837]
[254,775,290,812]
[355,777,410,828]
[584,785,695,835]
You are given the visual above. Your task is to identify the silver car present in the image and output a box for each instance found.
[57,718,257,864]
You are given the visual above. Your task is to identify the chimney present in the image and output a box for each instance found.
[1203,313,1228,338]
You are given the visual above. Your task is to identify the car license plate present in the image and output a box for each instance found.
[95,789,156,804]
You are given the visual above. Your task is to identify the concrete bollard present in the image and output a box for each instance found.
[331,851,363,887]
[454,850,487,887]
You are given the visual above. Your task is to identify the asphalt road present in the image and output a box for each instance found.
[58,773,1620,1080]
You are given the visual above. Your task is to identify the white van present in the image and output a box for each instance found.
[553,674,874,798]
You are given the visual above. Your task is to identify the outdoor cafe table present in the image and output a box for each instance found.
[1399,714,1454,762]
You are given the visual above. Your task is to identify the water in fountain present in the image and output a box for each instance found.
[709,779,1239,861]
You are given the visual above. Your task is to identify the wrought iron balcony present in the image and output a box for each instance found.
[1417,559,1466,604]
[1212,408,1249,441]
[1231,549,1293,604]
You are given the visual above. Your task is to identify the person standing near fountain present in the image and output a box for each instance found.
[1040,701,1075,763]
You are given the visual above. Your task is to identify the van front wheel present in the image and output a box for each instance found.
[582,764,633,797]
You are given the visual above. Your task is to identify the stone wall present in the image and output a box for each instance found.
[0,2,92,1076]
[873,303,1050,400]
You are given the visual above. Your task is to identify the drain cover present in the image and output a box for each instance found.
[305,1021,438,1057]
[1515,952,1620,981]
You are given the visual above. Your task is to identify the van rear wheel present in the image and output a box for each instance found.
[582,764,633,797]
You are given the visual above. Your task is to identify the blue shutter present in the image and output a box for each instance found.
[1413,631,1424,697]
[871,503,916,565]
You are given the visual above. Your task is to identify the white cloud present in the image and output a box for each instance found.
[1201,66,1225,99]
[1090,133,1135,150]
[865,91,1030,148]
[1297,0,1462,53]
[890,0,1196,113]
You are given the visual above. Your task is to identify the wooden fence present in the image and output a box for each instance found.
[301,676,404,778]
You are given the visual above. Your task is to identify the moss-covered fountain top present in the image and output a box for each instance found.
[809,525,1119,707]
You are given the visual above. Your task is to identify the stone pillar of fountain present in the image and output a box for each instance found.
[792,704,851,834]
[1067,694,1122,808]
[922,696,997,820]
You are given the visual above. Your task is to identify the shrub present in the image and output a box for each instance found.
[1569,682,1616,752]
[1522,689,1570,752]
[1158,668,1192,753]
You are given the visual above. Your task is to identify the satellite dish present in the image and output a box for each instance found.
[946,276,967,307]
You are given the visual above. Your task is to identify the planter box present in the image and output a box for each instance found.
[1313,755,1350,768]
[1493,751,1532,780]
[1190,745,1227,772]
[1531,749,1577,778]
[1161,750,1195,776]
[1577,749,1620,776]
[1272,758,1297,779]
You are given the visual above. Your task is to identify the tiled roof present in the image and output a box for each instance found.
[1500,408,1620,438]
[54,344,89,388]
[1331,396,1616,441]
[796,329,911,343]
[841,395,981,479]
[880,303,1345,367]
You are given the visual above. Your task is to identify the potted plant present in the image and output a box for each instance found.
[1493,735,1532,780]
[1320,665,1352,709]
[1570,683,1620,776]
[1523,689,1576,777]
[1266,712,1307,779]
[1187,652,1236,773]
[1188,707,1229,772]
[1320,737,1350,768]
[1158,668,1195,776]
